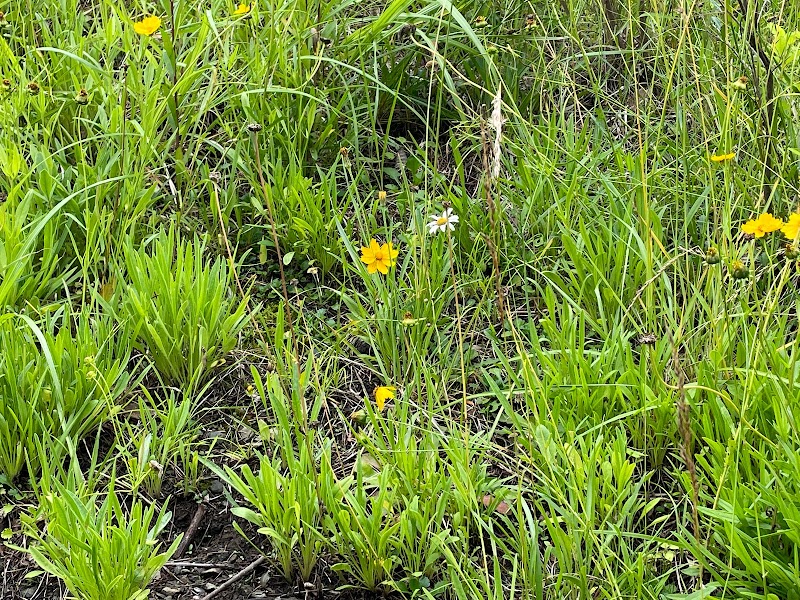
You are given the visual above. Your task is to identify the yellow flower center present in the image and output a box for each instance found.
[437,217,448,226]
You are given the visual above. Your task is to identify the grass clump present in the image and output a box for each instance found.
[2,0,800,598]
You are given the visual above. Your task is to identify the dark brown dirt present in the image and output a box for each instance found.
[2,489,379,600]
[0,358,386,600]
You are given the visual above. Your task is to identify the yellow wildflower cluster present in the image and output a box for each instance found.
[134,4,251,35]
[741,213,800,241]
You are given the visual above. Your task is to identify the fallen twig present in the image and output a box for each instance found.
[165,561,238,569]
[173,502,207,559]
[198,556,266,600]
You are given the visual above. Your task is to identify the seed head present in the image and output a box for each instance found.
[730,260,749,280]
[705,246,721,265]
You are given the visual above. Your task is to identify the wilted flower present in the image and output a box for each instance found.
[75,88,89,105]
[428,207,459,234]
[731,76,748,90]
[26,82,39,94]
[730,260,749,280]
[133,15,161,36]
[524,14,536,30]
[705,247,721,265]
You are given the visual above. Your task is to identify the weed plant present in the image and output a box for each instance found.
[2,0,800,598]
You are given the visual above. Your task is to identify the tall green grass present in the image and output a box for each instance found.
[1,0,799,598]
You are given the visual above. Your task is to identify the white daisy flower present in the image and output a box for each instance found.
[428,208,459,234]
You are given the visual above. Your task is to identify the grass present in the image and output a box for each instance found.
[1,0,800,598]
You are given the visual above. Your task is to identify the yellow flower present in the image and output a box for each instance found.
[741,213,784,238]
[359,238,398,275]
[782,213,800,240]
[711,152,735,163]
[233,3,250,14]
[374,386,395,411]
[133,15,161,36]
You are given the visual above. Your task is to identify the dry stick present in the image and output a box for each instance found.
[670,335,703,583]
[480,121,505,324]
[197,556,266,600]
[173,502,207,559]
[165,562,238,569]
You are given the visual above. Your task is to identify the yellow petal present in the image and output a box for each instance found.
[711,152,735,163]
[133,15,161,36]
[757,213,783,233]
[367,261,378,274]
[741,220,759,236]
[376,261,389,274]
[782,214,800,239]
[374,386,396,411]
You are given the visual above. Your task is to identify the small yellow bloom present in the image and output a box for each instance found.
[711,152,735,163]
[741,213,784,238]
[133,15,161,36]
[374,386,395,411]
[233,3,250,15]
[781,213,800,240]
[359,238,398,275]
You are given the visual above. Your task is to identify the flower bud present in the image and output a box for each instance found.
[730,260,749,280]
[75,88,89,105]
[705,247,721,265]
